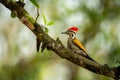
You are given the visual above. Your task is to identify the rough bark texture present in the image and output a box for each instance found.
[0,0,120,80]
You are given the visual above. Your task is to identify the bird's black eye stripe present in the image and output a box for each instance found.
[72,33,74,37]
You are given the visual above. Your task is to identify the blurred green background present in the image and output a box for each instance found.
[0,0,120,80]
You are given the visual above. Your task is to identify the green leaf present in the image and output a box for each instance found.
[45,27,49,33]
[11,11,17,18]
[42,13,47,26]
[30,0,40,8]
[47,21,54,26]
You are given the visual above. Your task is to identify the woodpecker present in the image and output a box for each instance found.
[61,26,95,61]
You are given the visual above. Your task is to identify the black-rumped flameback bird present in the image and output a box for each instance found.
[61,26,95,61]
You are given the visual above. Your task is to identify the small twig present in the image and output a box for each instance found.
[35,8,39,23]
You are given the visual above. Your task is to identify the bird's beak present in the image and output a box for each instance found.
[61,31,67,34]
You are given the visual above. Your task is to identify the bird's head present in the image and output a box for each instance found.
[61,26,78,38]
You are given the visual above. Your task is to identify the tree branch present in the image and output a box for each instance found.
[0,0,120,79]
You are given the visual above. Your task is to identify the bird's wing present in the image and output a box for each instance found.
[72,38,87,53]
[72,38,96,62]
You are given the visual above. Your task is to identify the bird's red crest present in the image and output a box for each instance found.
[68,26,78,33]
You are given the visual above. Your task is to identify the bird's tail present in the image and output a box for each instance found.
[85,55,97,62]
[75,50,97,62]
